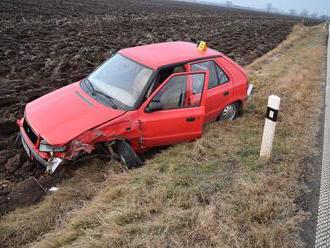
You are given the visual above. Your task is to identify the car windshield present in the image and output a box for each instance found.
[88,54,153,108]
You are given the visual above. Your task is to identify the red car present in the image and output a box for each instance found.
[18,42,250,173]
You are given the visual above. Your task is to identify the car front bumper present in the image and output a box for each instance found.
[20,127,62,173]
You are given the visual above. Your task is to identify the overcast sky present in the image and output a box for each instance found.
[199,0,329,16]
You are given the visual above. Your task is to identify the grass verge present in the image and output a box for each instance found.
[0,24,327,248]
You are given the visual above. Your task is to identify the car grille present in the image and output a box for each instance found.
[23,119,38,144]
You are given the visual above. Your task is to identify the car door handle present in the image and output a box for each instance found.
[186,117,196,122]
[224,91,230,96]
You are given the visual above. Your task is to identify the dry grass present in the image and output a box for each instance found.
[0,24,327,248]
[0,160,120,247]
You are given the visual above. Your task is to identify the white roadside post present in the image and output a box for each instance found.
[260,95,281,159]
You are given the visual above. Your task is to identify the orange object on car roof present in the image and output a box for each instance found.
[119,41,222,70]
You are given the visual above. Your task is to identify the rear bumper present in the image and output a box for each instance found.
[239,84,253,110]
[247,84,254,97]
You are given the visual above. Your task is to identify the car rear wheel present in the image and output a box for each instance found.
[219,103,238,121]
[113,140,143,169]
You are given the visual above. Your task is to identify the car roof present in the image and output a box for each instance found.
[119,41,222,70]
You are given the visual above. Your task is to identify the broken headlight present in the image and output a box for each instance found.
[39,140,66,152]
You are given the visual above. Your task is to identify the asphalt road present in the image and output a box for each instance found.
[315,24,330,248]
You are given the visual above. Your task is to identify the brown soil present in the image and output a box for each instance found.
[0,0,320,215]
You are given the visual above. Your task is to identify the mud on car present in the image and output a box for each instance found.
[18,41,251,173]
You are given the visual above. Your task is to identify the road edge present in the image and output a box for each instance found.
[315,24,330,248]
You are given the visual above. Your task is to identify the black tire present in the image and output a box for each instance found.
[113,140,143,169]
[219,102,239,121]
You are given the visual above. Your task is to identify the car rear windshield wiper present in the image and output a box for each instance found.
[94,89,118,109]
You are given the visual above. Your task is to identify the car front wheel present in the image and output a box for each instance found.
[219,103,238,121]
[113,140,143,169]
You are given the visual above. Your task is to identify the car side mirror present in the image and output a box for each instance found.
[146,101,163,113]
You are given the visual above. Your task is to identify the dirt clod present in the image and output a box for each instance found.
[0,120,17,136]
[4,154,20,173]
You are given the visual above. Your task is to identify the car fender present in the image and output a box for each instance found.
[67,111,141,157]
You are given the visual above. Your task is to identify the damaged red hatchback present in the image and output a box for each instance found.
[18,42,251,173]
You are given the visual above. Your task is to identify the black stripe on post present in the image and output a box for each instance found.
[266,107,278,122]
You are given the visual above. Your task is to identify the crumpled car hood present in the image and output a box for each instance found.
[25,81,125,145]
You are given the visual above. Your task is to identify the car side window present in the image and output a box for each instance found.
[191,61,230,91]
[215,64,229,85]
[191,61,218,90]
[146,65,186,99]
[152,75,186,110]
[148,74,205,111]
